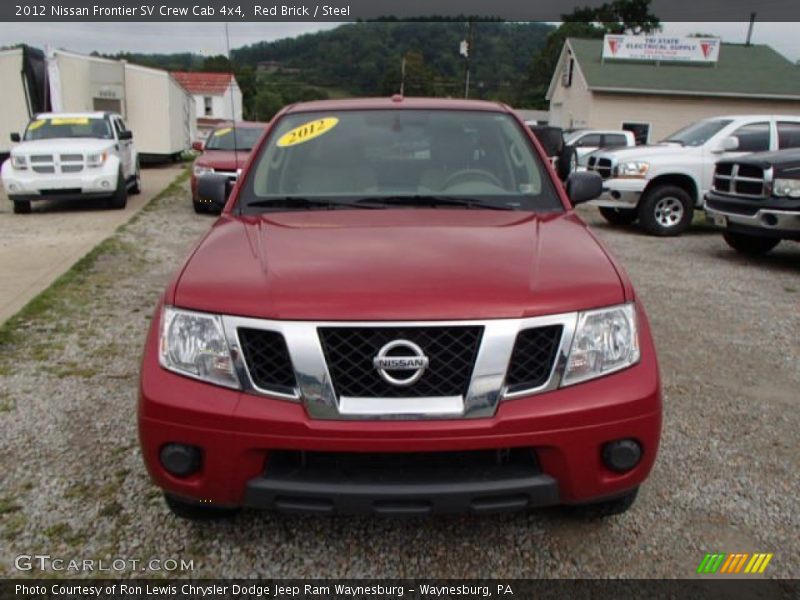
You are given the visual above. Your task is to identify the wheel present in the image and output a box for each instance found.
[163,493,239,520]
[557,145,575,180]
[108,168,128,209]
[722,232,780,255]
[568,487,639,518]
[638,185,693,236]
[130,160,141,195]
[13,200,31,214]
[599,206,637,226]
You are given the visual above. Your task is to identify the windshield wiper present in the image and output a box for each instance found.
[244,197,382,210]
[355,195,516,211]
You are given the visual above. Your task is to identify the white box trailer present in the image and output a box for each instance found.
[123,63,196,162]
[0,47,47,160]
[46,49,195,161]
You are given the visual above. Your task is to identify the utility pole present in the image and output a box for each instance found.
[463,19,474,99]
[400,55,406,96]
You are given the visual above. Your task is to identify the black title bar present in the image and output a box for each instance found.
[3,0,800,22]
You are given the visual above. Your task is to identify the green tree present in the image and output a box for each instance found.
[252,89,284,122]
[517,0,660,107]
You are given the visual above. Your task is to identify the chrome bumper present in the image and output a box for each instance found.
[705,205,800,233]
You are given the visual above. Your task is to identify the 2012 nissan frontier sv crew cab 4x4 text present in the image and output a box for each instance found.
[138,97,662,520]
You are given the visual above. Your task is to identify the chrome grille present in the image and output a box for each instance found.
[587,156,613,179]
[29,154,52,163]
[32,166,55,174]
[505,325,564,395]
[319,326,482,399]
[713,163,767,198]
[60,154,83,162]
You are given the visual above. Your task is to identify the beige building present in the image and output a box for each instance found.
[547,38,800,143]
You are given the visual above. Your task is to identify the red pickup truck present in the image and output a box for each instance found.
[139,97,661,519]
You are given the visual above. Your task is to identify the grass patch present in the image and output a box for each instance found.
[0,398,14,412]
[0,496,22,516]
[0,168,189,350]
[785,286,797,293]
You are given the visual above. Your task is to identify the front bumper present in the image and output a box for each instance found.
[705,194,800,240]
[139,308,662,514]
[1,163,118,199]
[591,178,646,209]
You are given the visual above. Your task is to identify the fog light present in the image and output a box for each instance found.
[602,439,641,473]
[101,180,110,188]
[8,184,18,192]
[761,213,778,227]
[159,443,202,477]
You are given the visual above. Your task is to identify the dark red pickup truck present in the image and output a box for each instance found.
[139,97,661,519]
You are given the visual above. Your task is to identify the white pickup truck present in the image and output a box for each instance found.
[1,111,140,214]
[587,115,800,235]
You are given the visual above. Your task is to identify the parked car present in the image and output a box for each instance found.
[705,148,800,255]
[190,122,267,213]
[139,97,661,520]
[587,115,800,236]
[1,112,140,214]
[563,129,636,172]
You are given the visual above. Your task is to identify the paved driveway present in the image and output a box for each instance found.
[0,164,184,324]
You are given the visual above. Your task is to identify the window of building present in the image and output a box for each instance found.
[204,96,213,117]
[622,122,650,145]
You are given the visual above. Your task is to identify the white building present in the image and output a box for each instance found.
[171,71,243,138]
[547,37,800,143]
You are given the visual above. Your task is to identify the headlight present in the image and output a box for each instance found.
[193,165,214,177]
[159,306,240,388]
[86,152,108,167]
[562,303,640,386]
[615,161,649,178]
[11,155,27,169]
[773,178,800,198]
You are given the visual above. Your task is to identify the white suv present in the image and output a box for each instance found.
[587,115,800,235]
[1,112,140,214]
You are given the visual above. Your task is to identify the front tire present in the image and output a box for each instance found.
[108,168,128,210]
[568,487,639,518]
[164,493,239,520]
[130,161,141,195]
[599,206,637,226]
[722,232,780,255]
[13,200,31,214]
[638,185,693,236]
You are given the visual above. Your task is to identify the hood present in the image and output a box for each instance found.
[12,138,115,155]
[173,210,625,321]
[195,149,251,171]
[722,148,800,177]
[594,143,697,162]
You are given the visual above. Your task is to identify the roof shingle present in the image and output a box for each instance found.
[567,38,800,99]
[172,71,235,95]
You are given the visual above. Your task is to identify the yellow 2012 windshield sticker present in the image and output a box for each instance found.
[28,119,45,130]
[51,117,89,125]
[277,117,339,148]
[214,127,232,136]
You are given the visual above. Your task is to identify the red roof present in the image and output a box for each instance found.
[172,71,235,95]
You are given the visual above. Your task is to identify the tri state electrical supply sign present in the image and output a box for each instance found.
[602,35,721,63]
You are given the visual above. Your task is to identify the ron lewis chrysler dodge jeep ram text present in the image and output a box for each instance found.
[139,97,662,519]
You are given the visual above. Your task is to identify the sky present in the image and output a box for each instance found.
[0,22,799,61]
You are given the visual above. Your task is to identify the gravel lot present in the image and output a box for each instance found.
[0,178,797,579]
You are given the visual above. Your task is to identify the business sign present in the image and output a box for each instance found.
[602,35,721,63]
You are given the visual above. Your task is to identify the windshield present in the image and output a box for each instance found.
[24,117,113,141]
[661,119,732,147]
[239,109,559,212]
[205,126,264,151]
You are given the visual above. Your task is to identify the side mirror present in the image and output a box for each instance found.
[191,140,204,152]
[10,133,20,142]
[196,173,232,211]
[714,136,738,153]
[566,171,603,205]
[118,130,133,141]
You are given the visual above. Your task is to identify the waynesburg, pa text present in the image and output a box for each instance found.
[14,583,514,598]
